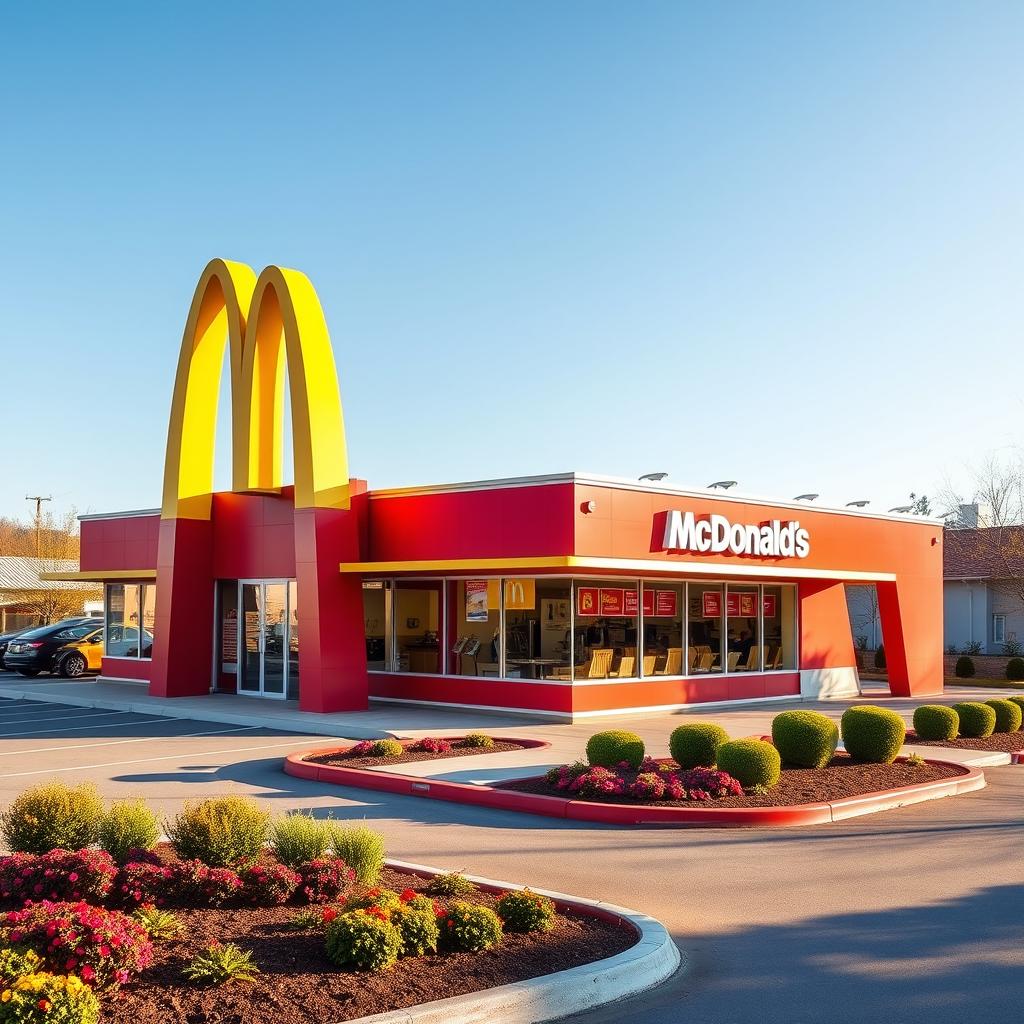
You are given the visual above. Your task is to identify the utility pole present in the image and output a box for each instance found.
[25,495,51,558]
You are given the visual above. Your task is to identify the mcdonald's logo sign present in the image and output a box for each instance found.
[161,258,350,520]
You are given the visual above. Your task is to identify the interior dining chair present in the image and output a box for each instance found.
[642,654,658,676]
[611,654,636,678]
[657,647,682,676]
[727,651,740,671]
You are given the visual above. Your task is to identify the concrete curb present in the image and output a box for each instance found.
[285,749,986,827]
[339,859,681,1024]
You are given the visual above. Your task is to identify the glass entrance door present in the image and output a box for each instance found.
[237,581,294,699]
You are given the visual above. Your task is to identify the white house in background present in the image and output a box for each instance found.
[943,524,1024,654]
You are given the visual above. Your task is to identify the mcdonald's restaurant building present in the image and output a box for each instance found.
[53,260,944,720]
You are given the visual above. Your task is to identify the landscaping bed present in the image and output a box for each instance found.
[306,734,532,769]
[109,865,634,1024]
[905,730,1024,753]
[0,785,642,1024]
[498,754,965,808]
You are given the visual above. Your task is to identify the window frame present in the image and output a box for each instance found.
[363,574,799,681]
[104,582,154,661]
[993,613,1006,645]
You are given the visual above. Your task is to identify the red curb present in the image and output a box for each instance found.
[283,746,986,828]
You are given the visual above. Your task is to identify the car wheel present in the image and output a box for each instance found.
[16,669,40,677]
[60,653,88,679]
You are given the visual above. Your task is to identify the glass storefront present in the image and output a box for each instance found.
[104,583,155,658]
[362,576,798,680]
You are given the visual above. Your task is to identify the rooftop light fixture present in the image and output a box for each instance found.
[846,500,870,508]
[888,505,913,514]
[794,493,819,502]
[639,472,668,482]
[708,480,737,490]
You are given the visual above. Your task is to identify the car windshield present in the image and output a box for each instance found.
[19,620,99,641]
[53,625,99,640]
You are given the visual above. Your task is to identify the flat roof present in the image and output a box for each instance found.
[78,472,944,528]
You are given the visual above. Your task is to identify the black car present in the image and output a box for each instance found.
[2,618,103,677]
[0,628,34,662]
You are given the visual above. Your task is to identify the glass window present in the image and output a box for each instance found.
[642,582,684,676]
[394,580,442,674]
[105,583,142,658]
[505,578,572,680]
[688,583,724,673]
[993,613,1006,645]
[762,584,797,670]
[572,580,639,681]
[362,580,389,671]
[139,584,155,658]
[726,585,760,671]
[447,580,501,676]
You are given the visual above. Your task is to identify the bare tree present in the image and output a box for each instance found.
[0,509,97,624]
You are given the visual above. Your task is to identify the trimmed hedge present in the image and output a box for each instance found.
[840,706,905,763]
[912,705,959,742]
[952,702,996,738]
[1006,658,1024,682]
[715,739,781,789]
[984,698,1022,733]
[954,656,976,679]
[771,711,839,769]
[1009,695,1024,717]
[669,723,729,769]
[586,730,645,770]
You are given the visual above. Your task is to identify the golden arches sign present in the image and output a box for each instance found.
[161,259,350,520]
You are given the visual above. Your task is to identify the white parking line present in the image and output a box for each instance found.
[0,711,132,727]
[0,716,173,739]
[0,725,263,759]
[0,739,318,778]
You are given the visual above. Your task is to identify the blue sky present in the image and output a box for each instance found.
[1,1,1021,524]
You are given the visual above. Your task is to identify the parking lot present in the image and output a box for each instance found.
[0,674,1021,1023]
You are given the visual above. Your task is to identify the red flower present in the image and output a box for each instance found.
[399,888,417,903]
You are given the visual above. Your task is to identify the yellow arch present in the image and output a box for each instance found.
[161,259,349,519]
[237,265,350,510]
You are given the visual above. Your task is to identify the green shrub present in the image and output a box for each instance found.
[1009,695,1024,716]
[442,901,503,952]
[669,723,729,769]
[955,656,976,678]
[1006,658,1024,681]
[370,739,404,758]
[0,948,44,982]
[462,733,495,749]
[392,905,440,956]
[495,889,556,933]
[424,871,477,897]
[271,813,332,868]
[952,701,997,738]
[0,969,100,1023]
[167,796,270,868]
[344,888,403,913]
[98,798,161,863]
[0,781,104,855]
[131,905,183,941]
[715,740,781,788]
[912,705,959,741]
[325,911,402,971]
[770,711,839,769]
[183,943,260,985]
[904,752,926,767]
[874,644,886,670]
[984,698,1022,733]
[840,706,906,763]
[330,824,386,886]
[585,730,645,770]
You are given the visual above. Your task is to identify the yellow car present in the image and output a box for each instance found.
[54,624,153,678]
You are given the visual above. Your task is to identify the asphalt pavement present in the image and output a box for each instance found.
[0,672,1019,1024]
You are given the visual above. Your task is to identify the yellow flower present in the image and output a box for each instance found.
[1,989,11,1002]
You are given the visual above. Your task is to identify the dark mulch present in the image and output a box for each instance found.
[498,754,966,808]
[306,738,527,768]
[906,730,1024,752]
[108,867,634,1024]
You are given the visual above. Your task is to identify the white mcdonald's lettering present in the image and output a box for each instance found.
[661,511,810,559]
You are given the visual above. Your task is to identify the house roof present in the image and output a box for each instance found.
[944,526,1024,580]
[0,556,99,593]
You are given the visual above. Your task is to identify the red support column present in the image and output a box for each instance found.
[149,517,215,698]
[876,576,943,697]
[293,484,369,713]
[798,580,858,698]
